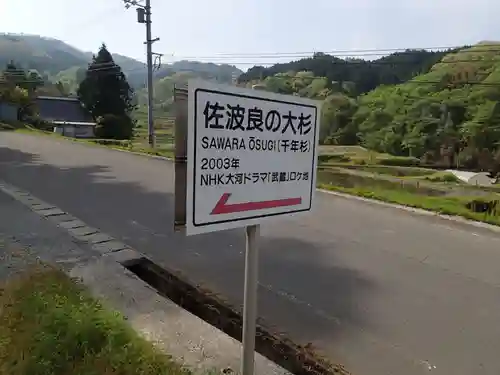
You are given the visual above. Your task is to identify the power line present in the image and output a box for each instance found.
[4,47,500,100]
[169,58,499,66]
[166,44,500,60]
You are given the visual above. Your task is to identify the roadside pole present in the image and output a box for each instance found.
[145,0,155,148]
[123,0,161,148]
[241,224,259,375]
[241,82,260,375]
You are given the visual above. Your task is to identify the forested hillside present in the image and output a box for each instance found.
[239,44,500,170]
[238,49,457,94]
[351,42,500,170]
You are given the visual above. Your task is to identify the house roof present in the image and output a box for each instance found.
[35,96,93,123]
[52,121,96,126]
[36,96,80,102]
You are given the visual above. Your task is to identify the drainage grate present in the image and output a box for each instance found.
[127,258,349,375]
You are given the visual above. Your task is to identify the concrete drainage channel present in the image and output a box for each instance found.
[126,257,348,375]
[0,180,348,375]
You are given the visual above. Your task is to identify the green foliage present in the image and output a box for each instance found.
[318,154,351,164]
[78,44,135,116]
[239,50,454,94]
[376,156,421,167]
[77,45,136,139]
[465,198,499,214]
[0,62,45,118]
[336,164,435,177]
[95,114,134,140]
[424,172,461,183]
[246,43,500,174]
[349,43,500,172]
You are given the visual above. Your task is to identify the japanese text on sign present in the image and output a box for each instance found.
[203,101,313,135]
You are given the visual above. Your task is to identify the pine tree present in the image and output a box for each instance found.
[77,44,136,139]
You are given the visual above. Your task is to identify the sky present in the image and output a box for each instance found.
[3,0,500,70]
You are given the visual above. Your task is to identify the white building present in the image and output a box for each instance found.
[446,170,495,187]
[53,121,96,138]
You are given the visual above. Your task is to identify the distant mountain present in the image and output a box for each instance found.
[0,33,88,77]
[0,33,242,93]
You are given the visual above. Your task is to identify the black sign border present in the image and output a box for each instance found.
[193,88,318,228]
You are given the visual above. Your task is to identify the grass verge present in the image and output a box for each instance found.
[14,127,174,159]
[0,264,189,375]
[319,183,500,226]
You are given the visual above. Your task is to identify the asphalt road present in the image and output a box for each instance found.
[2,132,500,375]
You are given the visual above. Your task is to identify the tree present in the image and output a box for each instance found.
[0,62,39,119]
[77,44,135,139]
[2,61,26,89]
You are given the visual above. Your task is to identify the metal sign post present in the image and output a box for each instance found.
[241,224,259,375]
[242,83,260,375]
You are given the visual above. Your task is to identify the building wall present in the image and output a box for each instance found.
[54,125,95,139]
[74,125,95,138]
[448,169,494,186]
[0,102,19,122]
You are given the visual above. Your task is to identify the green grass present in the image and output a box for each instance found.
[0,123,14,131]
[318,184,500,226]
[0,264,190,375]
[318,148,420,167]
[0,121,31,131]
[323,163,435,177]
[420,171,463,183]
[13,126,175,159]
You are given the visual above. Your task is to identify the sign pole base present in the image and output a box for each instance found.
[241,224,259,375]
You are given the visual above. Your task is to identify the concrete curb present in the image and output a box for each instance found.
[0,179,290,375]
[0,181,134,256]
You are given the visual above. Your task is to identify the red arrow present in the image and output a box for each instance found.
[210,193,302,215]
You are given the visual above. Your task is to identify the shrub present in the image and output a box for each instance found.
[425,173,461,183]
[318,154,351,164]
[377,156,420,167]
[465,199,499,215]
[95,114,134,140]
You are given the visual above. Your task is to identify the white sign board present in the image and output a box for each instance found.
[186,79,320,235]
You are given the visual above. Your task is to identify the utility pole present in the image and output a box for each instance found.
[124,0,161,147]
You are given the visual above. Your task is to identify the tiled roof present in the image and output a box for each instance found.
[35,97,93,123]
